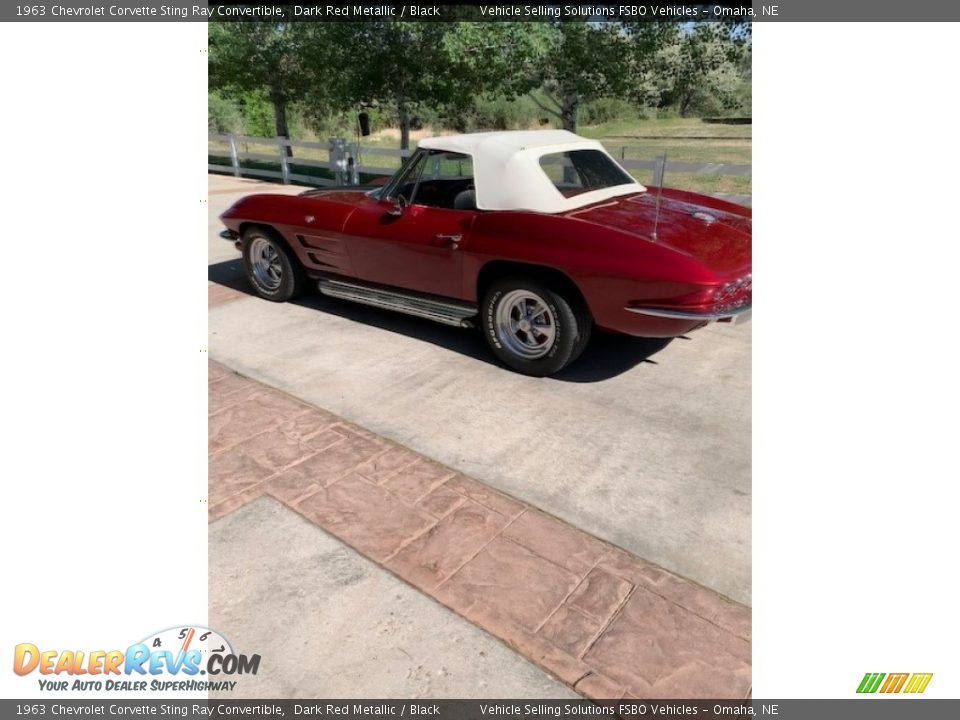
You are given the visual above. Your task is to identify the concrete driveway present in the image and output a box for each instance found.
[208,174,751,605]
[211,497,579,699]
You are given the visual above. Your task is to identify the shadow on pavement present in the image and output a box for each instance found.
[208,260,673,383]
[553,334,673,382]
[208,257,247,290]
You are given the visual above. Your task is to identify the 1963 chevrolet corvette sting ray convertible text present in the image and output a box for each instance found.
[219,130,751,376]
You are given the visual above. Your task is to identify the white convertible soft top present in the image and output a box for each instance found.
[417,130,645,214]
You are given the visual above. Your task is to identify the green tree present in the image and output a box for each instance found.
[207,90,242,134]
[448,21,674,134]
[534,22,633,132]
[208,22,328,154]
[328,22,467,150]
[655,23,751,117]
[443,22,547,97]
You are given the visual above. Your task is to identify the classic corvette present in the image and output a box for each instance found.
[219,130,751,376]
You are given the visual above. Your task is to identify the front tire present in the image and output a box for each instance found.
[241,227,306,302]
[481,278,591,377]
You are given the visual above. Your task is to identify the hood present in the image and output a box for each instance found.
[567,190,752,276]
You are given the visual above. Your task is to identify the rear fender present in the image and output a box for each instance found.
[462,211,714,309]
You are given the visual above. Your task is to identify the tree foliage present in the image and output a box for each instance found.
[655,23,751,117]
[446,22,637,132]
[319,22,471,149]
[208,22,330,151]
[208,20,752,142]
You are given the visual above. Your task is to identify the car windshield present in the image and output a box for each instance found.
[372,151,422,200]
[538,150,635,196]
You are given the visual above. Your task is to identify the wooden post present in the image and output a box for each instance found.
[278,137,291,184]
[347,142,359,185]
[228,134,240,178]
[328,138,345,186]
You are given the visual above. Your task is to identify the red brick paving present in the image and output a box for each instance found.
[208,281,246,308]
[207,360,751,699]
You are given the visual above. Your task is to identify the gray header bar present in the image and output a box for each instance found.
[2,699,960,717]
[4,1,960,22]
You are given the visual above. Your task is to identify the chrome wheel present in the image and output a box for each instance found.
[494,289,557,360]
[250,237,282,291]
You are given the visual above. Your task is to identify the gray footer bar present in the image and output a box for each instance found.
[2,699,957,719]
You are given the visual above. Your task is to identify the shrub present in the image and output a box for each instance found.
[578,97,636,126]
[208,91,243,134]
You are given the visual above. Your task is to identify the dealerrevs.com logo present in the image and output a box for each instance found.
[857,672,933,694]
[13,626,260,692]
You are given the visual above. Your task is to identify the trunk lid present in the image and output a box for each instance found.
[567,190,752,275]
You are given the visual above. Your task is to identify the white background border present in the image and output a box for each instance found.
[1,19,958,700]
[0,22,208,698]
[753,22,959,697]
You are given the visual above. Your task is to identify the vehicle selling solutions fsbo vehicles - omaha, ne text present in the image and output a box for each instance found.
[219,130,752,376]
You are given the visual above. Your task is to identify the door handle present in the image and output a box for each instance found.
[435,233,462,248]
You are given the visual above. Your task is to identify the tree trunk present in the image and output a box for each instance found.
[561,95,579,185]
[561,94,579,133]
[272,97,293,157]
[398,101,411,151]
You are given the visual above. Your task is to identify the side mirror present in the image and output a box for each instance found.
[388,194,408,217]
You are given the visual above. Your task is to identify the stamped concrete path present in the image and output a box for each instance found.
[208,358,751,699]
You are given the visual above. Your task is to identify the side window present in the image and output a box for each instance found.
[426,153,473,182]
[416,152,476,210]
[382,150,476,210]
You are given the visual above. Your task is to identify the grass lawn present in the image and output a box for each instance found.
[209,118,751,198]
[580,117,751,195]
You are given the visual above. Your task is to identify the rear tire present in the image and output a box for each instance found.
[241,226,307,302]
[481,278,591,377]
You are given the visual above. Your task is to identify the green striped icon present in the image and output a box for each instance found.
[857,673,886,693]
[857,672,933,694]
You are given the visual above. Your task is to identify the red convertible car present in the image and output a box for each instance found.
[219,130,751,376]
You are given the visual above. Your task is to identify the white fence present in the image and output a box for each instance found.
[208,133,411,186]
[208,133,751,206]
